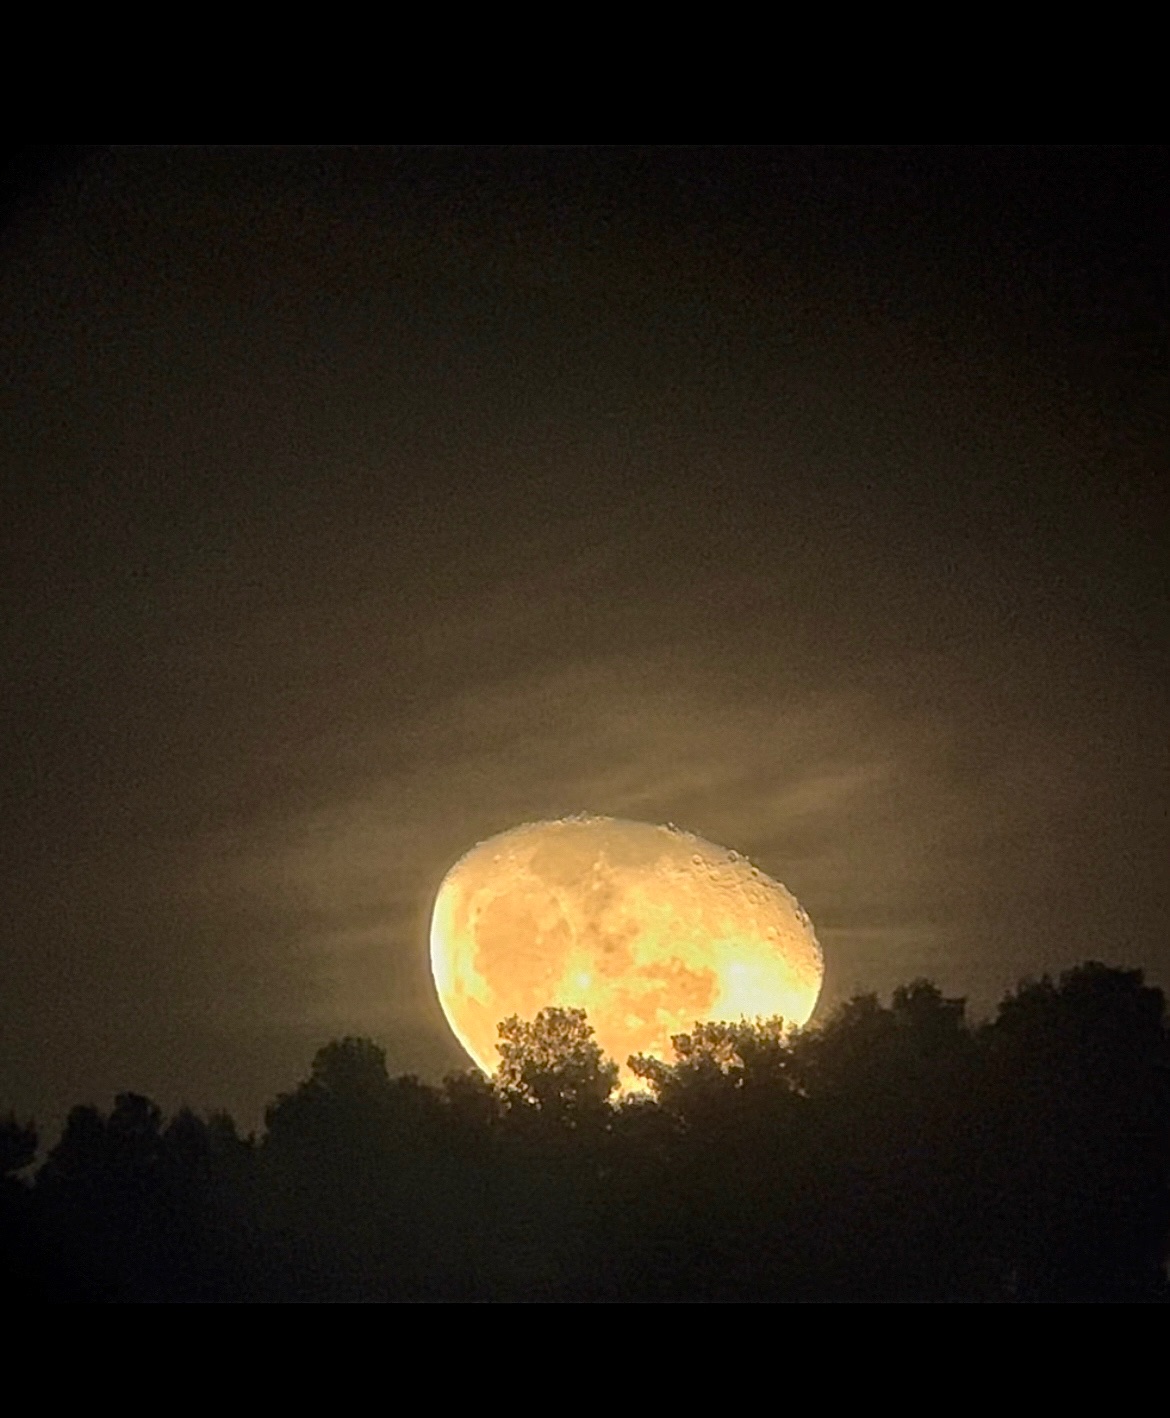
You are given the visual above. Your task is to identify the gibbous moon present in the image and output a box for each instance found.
[430,816,823,1085]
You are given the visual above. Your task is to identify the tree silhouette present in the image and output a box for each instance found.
[0,1113,36,1178]
[7,961,1168,1302]
[495,1007,619,1124]
[630,1016,796,1124]
[0,1112,38,1294]
[981,961,1170,1299]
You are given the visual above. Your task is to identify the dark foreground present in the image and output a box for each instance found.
[3,962,1168,1302]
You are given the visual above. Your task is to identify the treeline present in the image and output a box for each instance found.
[3,961,1169,1302]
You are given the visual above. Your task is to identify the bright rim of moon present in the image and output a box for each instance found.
[430,816,823,1086]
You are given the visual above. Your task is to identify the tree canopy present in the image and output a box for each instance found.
[5,961,1168,1302]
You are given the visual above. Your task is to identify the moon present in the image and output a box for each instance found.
[430,816,823,1085]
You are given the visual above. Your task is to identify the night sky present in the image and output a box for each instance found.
[1,146,1165,1135]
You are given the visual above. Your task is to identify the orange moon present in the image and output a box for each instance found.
[430,816,823,1085]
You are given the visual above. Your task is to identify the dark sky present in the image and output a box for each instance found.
[1,145,1166,1135]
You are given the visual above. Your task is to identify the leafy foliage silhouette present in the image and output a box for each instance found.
[496,1007,619,1122]
[0,1114,36,1177]
[4,961,1169,1301]
[0,1112,39,1294]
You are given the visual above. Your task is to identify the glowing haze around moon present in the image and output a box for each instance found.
[430,816,823,1084]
